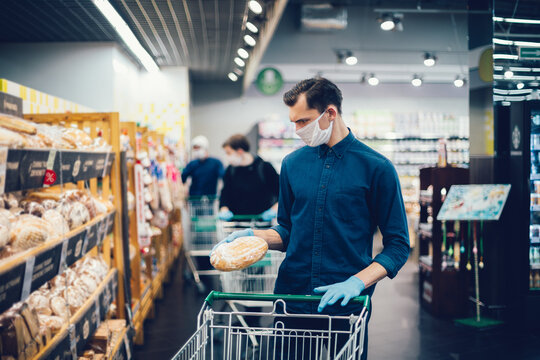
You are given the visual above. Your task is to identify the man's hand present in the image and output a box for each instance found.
[260,208,277,221]
[313,276,365,313]
[210,228,254,255]
[218,209,234,221]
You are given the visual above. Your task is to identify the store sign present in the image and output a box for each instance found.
[0,92,23,117]
[520,47,540,60]
[256,67,284,95]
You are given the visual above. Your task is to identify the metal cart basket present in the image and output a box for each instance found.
[184,196,221,292]
[172,291,370,360]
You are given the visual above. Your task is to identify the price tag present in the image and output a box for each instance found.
[58,238,69,275]
[124,333,132,359]
[81,228,90,256]
[0,147,8,195]
[43,150,57,187]
[95,298,101,327]
[102,150,110,178]
[69,324,77,359]
[21,256,35,301]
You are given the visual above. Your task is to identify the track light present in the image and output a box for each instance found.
[345,52,357,66]
[248,1,263,15]
[423,53,436,67]
[379,13,402,31]
[368,74,379,86]
[246,21,259,33]
[517,82,525,89]
[234,57,245,67]
[244,34,256,46]
[411,75,422,87]
[504,69,514,79]
[237,48,249,59]
[228,72,238,81]
[454,76,465,88]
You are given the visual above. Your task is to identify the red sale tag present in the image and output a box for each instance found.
[44,169,57,185]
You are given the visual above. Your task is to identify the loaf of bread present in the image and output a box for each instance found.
[10,215,53,251]
[42,209,70,239]
[62,127,93,149]
[0,223,9,248]
[50,296,70,320]
[210,236,268,271]
[0,127,25,148]
[0,114,37,135]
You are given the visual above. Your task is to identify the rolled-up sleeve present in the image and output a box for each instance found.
[271,157,293,251]
[371,160,410,278]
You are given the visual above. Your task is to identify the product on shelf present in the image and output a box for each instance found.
[80,319,126,359]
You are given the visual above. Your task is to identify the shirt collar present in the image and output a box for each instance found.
[318,128,355,158]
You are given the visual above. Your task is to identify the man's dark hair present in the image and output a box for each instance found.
[283,77,343,114]
[222,134,250,152]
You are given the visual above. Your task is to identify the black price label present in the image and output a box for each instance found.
[0,262,26,313]
[84,222,99,253]
[75,301,99,354]
[45,331,71,360]
[65,229,87,267]
[30,243,62,293]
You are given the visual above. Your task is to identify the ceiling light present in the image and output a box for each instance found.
[493,38,540,47]
[237,48,249,59]
[411,75,422,87]
[91,0,159,72]
[493,16,540,25]
[516,82,525,89]
[228,72,238,82]
[504,69,514,79]
[246,21,259,33]
[502,101,511,106]
[368,74,379,86]
[244,34,256,47]
[234,57,245,67]
[423,53,436,67]
[248,1,263,15]
[380,13,396,31]
[493,54,518,60]
[345,52,358,66]
[453,76,465,88]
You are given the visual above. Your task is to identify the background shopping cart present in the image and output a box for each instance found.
[184,195,221,293]
[171,291,370,360]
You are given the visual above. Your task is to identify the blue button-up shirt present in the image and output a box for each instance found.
[272,130,410,315]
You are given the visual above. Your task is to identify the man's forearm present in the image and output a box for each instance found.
[354,262,388,289]
[253,229,284,251]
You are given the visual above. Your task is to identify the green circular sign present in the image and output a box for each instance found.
[256,67,283,95]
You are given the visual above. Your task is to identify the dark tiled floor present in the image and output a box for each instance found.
[134,257,540,360]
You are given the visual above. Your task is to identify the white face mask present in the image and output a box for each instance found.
[192,149,206,160]
[227,153,243,166]
[295,110,333,147]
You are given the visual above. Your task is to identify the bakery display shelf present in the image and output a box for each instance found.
[32,268,118,360]
[0,210,115,314]
[3,149,115,193]
[133,281,154,345]
[109,324,132,360]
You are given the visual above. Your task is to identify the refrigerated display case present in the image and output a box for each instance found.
[528,106,540,291]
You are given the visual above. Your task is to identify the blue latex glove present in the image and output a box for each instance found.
[261,208,277,221]
[218,209,234,221]
[313,276,365,313]
[210,228,254,254]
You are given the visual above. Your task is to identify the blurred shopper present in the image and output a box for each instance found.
[212,78,410,359]
[219,134,279,221]
[181,135,224,197]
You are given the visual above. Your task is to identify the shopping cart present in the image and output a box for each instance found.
[171,291,370,360]
[184,196,221,293]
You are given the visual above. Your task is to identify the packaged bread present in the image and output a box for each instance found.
[0,113,37,135]
[0,127,25,148]
[0,223,9,248]
[21,133,46,149]
[37,315,64,333]
[57,201,90,230]
[50,296,70,320]
[27,293,52,316]
[62,127,93,149]
[210,236,268,271]
[42,209,70,239]
[10,215,53,251]
[21,201,45,217]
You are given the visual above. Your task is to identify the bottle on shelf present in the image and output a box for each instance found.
[535,270,540,289]
[437,138,447,167]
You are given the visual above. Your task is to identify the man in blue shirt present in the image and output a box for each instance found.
[214,78,410,359]
[181,135,224,197]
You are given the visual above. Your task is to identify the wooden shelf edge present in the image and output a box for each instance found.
[108,325,130,359]
[33,268,118,360]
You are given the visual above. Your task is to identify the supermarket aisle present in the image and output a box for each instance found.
[134,257,540,360]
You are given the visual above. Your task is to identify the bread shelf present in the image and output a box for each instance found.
[108,324,132,360]
[3,149,114,193]
[32,268,118,360]
[0,210,115,314]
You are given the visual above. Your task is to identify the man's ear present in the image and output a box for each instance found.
[327,106,338,121]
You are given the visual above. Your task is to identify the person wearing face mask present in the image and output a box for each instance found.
[181,135,224,197]
[218,134,279,222]
[211,78,410,359]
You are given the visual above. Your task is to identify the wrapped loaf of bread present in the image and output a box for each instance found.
[42,209,70,239]
[10,215,53,251]
[210,236,268,271]
[0,114,37,135]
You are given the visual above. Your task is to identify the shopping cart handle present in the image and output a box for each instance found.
[227,215,263,221]
[205,291,370,310]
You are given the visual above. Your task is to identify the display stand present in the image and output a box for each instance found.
[437,184,511,328]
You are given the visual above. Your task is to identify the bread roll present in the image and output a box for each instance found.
[210,236,268,272]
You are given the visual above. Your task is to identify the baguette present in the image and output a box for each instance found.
[210,236,268,271]
[0,114,37,135]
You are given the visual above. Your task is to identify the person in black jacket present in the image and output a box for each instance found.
[219,134,279,221]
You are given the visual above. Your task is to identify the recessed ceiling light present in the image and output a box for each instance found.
[368,74,379,86]
[244,34,256,46]
[246,21,259,33]
[454,76,465,88]
[234,57,245,67]
[237,48,249,59]
[504,69,514,79]
[423,53,436,67]
[248,1,263,15]
[228,72,238,81]
[345,52,358,66]
[517,82,525,89]
[380,14,396,31]
[411,75,422,87]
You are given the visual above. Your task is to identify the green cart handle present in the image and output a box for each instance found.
[227,215,265,221]
[205,291,370,310]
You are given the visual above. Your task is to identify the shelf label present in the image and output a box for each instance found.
[65,230,86,267]
[0,262,26,314]
[43,150,57,187]
[0,147,8,195]
[82,226,90,255]
[59,238,69,275]
[69,324,77,359]
[31,243,63,293]
[102,150,111,178]
[21,256,35,301]
[95,297,101,327]
[124,333,132,359]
